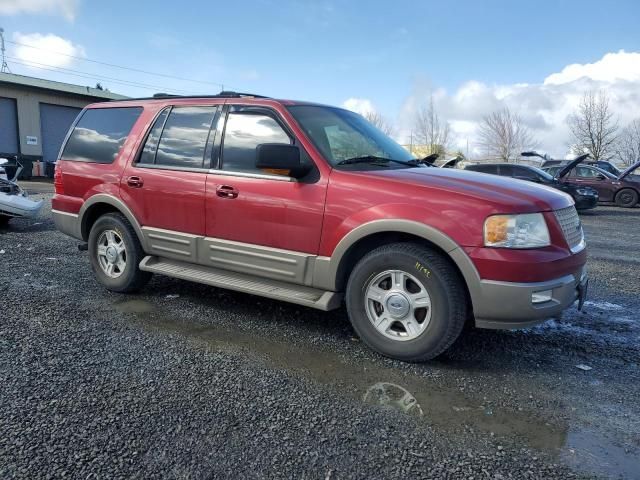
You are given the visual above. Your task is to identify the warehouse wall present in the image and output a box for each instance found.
[0,83,96,158]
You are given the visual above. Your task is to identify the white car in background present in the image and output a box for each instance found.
[0,157,44,226]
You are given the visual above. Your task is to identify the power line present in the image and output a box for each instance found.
[6,39,234,90]
[7,57,195,94]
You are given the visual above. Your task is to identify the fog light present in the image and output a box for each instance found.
[532,289,553,304]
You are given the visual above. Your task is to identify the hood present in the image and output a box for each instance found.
[440,156,463,168]
[356,166,573,213]
[618,160,640,180]
[556,154,590,179]
[421,153,439,166]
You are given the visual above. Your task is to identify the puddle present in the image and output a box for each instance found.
[114,298,639,478]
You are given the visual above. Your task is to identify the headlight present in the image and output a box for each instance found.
[484,213,550,248]
[576,188,595,196]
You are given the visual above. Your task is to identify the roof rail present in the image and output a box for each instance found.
[113,91,270,102]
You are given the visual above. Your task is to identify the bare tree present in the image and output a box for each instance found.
[412,96,453,156]
[364,111,394,136]
[615,119,640,167]
[477,107,537,162]
[567,90,618,160]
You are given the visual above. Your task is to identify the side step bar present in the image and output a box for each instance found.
[139,256,343,311]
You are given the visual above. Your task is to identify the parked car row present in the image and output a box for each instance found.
[464,155,640,209]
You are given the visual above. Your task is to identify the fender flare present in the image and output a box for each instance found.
[313,219,482,304]
[79,194,145,244]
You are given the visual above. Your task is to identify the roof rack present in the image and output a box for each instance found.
[114,91,270,101]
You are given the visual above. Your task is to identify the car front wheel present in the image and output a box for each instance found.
[346,242,467,362]
[615,188,639,208]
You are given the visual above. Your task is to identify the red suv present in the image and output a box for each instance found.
[52,92,588,361]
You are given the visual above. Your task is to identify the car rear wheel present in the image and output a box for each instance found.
[346,242,467,362]
[615,188,639,208]
[88,213,151,292]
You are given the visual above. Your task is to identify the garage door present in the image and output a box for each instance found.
[40,103,82,163]
[0,97,19,156]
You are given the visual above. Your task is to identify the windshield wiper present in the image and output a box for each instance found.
[336,155,414,167]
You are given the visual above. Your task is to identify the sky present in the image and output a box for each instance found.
[1,0,640,158]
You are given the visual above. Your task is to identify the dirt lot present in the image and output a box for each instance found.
[1,186,638,479]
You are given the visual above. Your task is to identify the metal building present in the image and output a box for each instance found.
[0,72,126,176]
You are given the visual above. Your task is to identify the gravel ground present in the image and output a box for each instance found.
[1,187,638,479]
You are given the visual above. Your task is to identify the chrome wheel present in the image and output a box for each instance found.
[364,269,432,341]
[96,229,127,278]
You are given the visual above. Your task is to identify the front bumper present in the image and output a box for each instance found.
[574,194,598,210]
[474,266,587,329]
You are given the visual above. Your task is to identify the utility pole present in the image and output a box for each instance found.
[0,28,10,73]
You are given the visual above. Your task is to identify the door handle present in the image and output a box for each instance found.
[216,185,239,199]
[127,176,144,188]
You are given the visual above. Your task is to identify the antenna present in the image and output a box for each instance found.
[0,27,10,73]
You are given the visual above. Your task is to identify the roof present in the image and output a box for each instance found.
[0,72,127,100]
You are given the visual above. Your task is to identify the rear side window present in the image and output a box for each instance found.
[155,106,217,169]
[61,107,142,163]
[467,164,497,174]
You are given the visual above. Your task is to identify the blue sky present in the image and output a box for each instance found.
[2,0,640,155]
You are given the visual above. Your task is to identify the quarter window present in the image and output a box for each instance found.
[221,108,291,173]
[61,107,142,163]
[138,108,169,165]
[153,106,217,169]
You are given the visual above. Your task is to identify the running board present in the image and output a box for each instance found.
[139,256,342,311]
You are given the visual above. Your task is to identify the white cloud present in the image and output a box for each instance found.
[398,50,640,159]
[544,50,640,85]
[12,32,85,68]
[0,0,79,21]
[342,97,376,116]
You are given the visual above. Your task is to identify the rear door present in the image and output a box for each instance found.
[121,105,220,245]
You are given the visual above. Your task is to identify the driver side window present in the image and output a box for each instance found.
[221,107,291,174]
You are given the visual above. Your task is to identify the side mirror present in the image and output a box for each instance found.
[256,144,310,179]
[596,174,606,180]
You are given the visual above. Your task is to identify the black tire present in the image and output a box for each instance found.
[88,213,151,293]
[0,215,10,227]
[345,242,467,362]
[614,188,639,208]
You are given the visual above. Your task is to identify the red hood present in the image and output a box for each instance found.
[353,167,574,213]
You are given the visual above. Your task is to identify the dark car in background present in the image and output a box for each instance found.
[541,159,622,177]
[543,160,640,208]
[464,163,599,210]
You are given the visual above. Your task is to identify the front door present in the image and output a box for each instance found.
[203,105,327,283]
[569,165,615,202]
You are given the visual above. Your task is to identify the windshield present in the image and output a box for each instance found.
[287,105,416,167]
[529,166,555,181]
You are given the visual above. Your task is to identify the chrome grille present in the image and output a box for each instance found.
[554,206,584,251]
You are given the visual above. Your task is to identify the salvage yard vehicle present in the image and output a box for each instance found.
[52,92,588,361]
[543,158,640,208]
[465,159,599,210]
[0,158,44,226]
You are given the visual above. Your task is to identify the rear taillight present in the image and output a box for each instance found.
[54,163,64,195]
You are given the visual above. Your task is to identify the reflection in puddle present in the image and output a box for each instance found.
[363,382,424,417]
[113,298,639,479]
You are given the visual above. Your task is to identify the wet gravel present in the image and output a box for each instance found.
[0,189,638,479]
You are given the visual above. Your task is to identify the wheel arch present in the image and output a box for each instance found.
[314,220,481,306]
[79,194,145,245]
